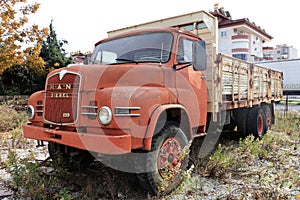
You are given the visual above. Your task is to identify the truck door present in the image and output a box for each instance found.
[175,36,208,129]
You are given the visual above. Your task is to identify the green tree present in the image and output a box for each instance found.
[40,20,73,73]
[0,21,73,95]
[0,64,43,95]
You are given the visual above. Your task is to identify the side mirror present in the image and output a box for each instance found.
[83,55,89,65]
[192,40,207,71]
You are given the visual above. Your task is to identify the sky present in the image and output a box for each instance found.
[29,0,299,55]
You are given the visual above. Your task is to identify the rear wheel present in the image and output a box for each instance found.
[247,107,266,138]
[262,104,272,131]
[137,122,189,195]
[236,108,249,138]
[48,142,95,171]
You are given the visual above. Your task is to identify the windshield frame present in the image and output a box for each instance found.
[91,31,174,65]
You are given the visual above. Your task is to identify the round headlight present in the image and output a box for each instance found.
[27,105,35,120]
[98,106,112,125]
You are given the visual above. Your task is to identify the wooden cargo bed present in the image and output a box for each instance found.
[215,54,283,111]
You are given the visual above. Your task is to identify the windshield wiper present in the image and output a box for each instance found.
[173,62,192,71]
[115,58,138,64]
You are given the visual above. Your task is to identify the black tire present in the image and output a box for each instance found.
[223,124,236,132]
[137,122,189,195]
[262,104,272,131]
[247,107,266,138]
[236,108,249,138]
[48,142,94,171]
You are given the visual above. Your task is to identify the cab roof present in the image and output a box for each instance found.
[94,27,201,46]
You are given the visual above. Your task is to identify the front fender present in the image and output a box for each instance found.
[143,104,192,151]
[27,90,45,124]
[97,86,171,130]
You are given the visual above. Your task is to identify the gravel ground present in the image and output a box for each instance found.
[0,129,299,199]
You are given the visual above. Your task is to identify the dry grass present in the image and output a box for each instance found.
[0,106,299,199]
[176,110,300,199]
[0,104,27,132]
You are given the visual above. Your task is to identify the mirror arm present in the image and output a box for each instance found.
[173,63,192,71]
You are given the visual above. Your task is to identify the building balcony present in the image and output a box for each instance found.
[263,46,274,51]
[232,34,249,40]
[263,56,274,60]
[232,48,249,53]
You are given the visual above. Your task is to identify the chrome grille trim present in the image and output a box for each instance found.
[115,113,141,117]
[82,106,98,109]
[82,112,97,116]
[115,107,141,110]
[114,107,141,117]
[44,71,82,125]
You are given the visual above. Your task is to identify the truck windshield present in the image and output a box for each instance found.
[91,32,173,65]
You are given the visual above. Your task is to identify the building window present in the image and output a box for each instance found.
[180,24,194,31]
[197,23,207,29]
[180,23,208,32]
[232,54,248,61]
[221,31,227,38]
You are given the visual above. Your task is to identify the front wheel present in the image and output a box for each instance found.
[137,122,189,195]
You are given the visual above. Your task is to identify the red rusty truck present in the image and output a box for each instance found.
[23,11,283,194]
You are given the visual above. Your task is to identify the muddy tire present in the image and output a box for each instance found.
[247,107,266,138]
[137,122,189,195]
[262,104,272,131]
[48,142,94,171]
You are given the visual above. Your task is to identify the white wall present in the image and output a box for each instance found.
[258,59,300,93]
[218,27,234,56]
[249,34,263,58]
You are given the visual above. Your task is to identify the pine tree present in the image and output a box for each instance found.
[0,21,73,95]
[40,20,73,73]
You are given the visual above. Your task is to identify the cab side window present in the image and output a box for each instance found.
[177,38,193,63]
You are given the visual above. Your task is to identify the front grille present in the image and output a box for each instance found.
[44,72,81,124]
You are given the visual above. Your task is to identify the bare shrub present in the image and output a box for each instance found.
[0,104,27,132]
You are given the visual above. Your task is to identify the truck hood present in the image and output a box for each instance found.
[48,64,164,91]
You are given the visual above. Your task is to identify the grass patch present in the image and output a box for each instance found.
[4,153,73,199]
[279,101,300,105]
[181,110,300,199]
[0,104,29,149]
[272,110,300,134]
[1,105,299,199]
[0,104,27,132]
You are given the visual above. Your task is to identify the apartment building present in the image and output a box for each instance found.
[273,44,298,60]
[263,45,298,61]
[211,4,273,62]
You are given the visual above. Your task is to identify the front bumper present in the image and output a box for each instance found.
[23,124,131,155]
